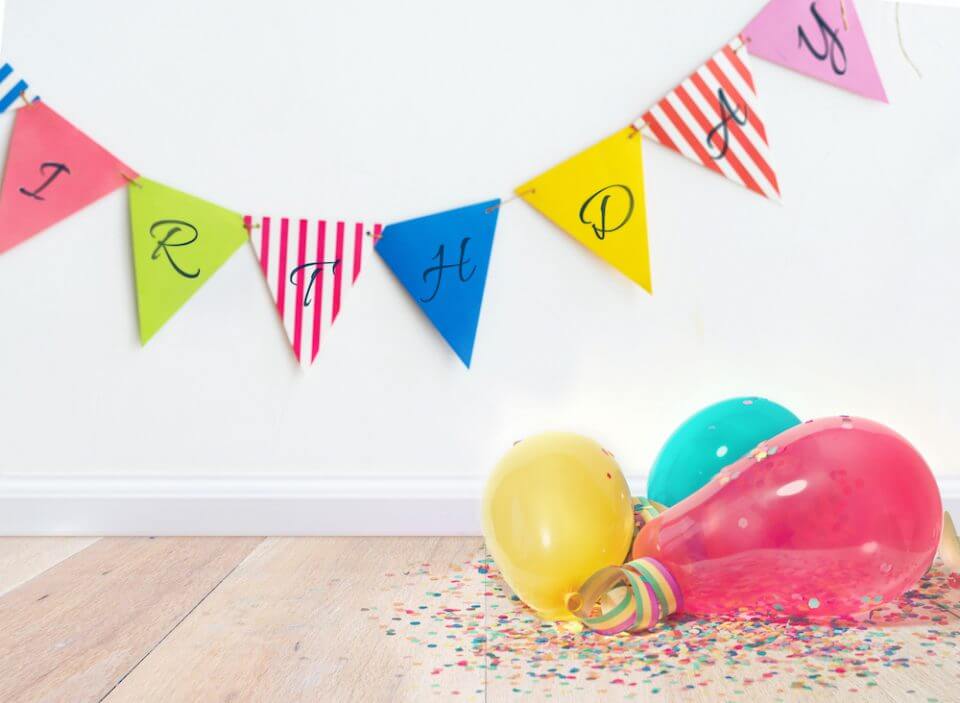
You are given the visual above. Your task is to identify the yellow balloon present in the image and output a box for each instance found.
[481,432,634,621]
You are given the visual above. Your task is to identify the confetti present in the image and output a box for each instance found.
[368,557,960,698]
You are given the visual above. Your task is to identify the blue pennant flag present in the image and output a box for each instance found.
[376,199,500,368]
[0,60,33,114]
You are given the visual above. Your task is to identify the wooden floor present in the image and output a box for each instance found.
[0,538,957,702]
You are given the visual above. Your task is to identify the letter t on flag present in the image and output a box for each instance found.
[375,200,499,368]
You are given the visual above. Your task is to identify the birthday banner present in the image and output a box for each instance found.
[0,0,895,368]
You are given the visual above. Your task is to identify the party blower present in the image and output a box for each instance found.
[570,417,942,634]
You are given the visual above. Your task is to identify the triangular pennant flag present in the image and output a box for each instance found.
[0,102,136,254]
[516,127,652,291]
[244,215,383,366]
[375,200,499,368]
[636,37,781,201]
[743,0,887,102]
[129,178,247,344]
[0,59,36,114]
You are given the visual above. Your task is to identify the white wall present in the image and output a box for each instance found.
[1,0,958,492]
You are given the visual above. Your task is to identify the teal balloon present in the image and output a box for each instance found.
[647,397,800,507]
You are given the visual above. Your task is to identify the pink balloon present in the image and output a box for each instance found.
[633,417,942,617]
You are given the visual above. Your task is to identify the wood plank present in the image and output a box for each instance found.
[0,536,262,703]
[0,537,98,597]
[104,537,486,703]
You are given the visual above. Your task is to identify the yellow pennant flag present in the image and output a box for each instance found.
[517,127,651,292]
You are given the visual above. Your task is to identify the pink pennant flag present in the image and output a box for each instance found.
[0,102,136,254]
[245,215,382,366]
[636,36,781,201]
[743,0,887,102]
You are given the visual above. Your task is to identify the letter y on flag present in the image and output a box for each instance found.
[743,0,887,102]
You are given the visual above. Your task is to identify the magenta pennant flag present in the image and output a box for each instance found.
[244,215,382,366]
[743,0,887,102]
[0,102,137,254]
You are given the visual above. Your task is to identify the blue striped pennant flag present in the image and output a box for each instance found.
[0,60,32,114]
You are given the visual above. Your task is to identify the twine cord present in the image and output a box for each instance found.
[895,2,922,80]
[486,188,534,214]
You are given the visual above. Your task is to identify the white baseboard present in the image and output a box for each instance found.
[0,474,958,536]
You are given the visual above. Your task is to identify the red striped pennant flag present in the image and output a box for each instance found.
[244,215,382,366]
[635,36,781,201]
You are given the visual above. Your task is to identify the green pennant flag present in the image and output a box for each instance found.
[129,177,247,344]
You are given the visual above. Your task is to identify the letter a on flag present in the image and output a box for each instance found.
[743,0,887,102]
[244,215,383,366]
[129,178,247,344]
[517,127,651,292]
[636,37,781,201]
[376,200,499,368]
[0,102,136,254]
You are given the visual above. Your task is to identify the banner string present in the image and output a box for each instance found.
[895,2,922,80]
[120,172,143,188]
[840,0,849,31]
[485,189,533,214]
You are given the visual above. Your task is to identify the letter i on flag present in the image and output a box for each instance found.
[244,215,382,366]
[516,127,652,292]
[0,102,136,254]
[376,201,499,368]
[743,0,887,102]
[129,178,248,344]
[635,36,781,201]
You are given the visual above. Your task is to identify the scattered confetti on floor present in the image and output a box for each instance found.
[366,556,960,700]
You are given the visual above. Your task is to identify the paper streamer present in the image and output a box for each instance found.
[0,102,135,254]
[245,215,382,366]
[743,0,888,102]
[129,177,247,343]
[517,127,652,292]
[636,36,781,201]
[570,557,683,635]
[634,496,665,531]
[376,200,500,368]
[563,498,680,636]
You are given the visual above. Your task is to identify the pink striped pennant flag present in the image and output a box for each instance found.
[245,215,382,366]
[635,36,781,201]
